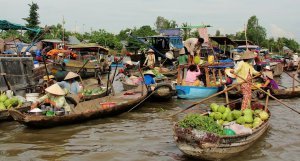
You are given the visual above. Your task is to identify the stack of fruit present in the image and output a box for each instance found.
[209,103,269,129]
[0,92,23,110]
[82,87,105,96]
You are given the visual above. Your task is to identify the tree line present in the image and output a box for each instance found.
[1,2,299,54]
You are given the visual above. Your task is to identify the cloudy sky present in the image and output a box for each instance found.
[1,0,299,42]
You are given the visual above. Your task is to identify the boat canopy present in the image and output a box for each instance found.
[0,20,40,32]
[209,36,237,46]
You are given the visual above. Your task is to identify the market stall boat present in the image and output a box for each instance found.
[0,102,31,122]
[9,85,147,128]
[173,101,270,160]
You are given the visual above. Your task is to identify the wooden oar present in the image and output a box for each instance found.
[284,71,300,84]
[127,67,152,112]
[234,74,300,114]
[77,60,89,74]
[127,87,159,112]
[170,82,245,117]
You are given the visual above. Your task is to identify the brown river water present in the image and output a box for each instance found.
[0,72,299,161]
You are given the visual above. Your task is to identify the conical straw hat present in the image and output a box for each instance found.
[225,68,236,78]
[264,71,273,79]
[45,83,66,96]
[64,72,79,80]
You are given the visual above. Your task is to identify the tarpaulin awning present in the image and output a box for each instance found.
[209,36,237,46]
[0,20,40,32]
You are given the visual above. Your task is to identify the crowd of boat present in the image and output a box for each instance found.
[1,29,300,160]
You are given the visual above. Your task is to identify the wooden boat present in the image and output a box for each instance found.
[160,69,178,77]
[51,59,103,79]
[259,87,300,99]
[151,83,175,100]
[122,81,139,91]
[0,102,31,122]
[173,101,270,160]
[9,85,148,128]
[176,85,219,99]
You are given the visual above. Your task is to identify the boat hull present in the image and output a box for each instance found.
[9,86,147,128]
[176,85,219,99]
[174,119,269,160]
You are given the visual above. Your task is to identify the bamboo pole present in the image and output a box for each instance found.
[284,71,300,84]
[218,69,222,85]
[293,73,295,92]
[205,67,210,87]
[177,65,181,84]
[212,69,217,86]
[225,85,229,108]
[265,90,270,111]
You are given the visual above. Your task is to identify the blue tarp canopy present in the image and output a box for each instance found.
[0,20,40,32]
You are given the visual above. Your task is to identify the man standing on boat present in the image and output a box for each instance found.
[184,37,204,65]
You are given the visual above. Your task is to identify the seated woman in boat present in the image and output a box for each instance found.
[261,71,279,90]
[182,64,201,86]
[57,72,82,95]
[143,70,156,85]
[31,83,71,114]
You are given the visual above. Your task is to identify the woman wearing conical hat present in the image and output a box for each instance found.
[31,83,71,113]
[261,71,279,90]
[143,49,156,69]
[230,51,260,110]
[57,72,82,95]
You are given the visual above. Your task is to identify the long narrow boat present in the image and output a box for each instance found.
[173,101,270,160]
[0,102,31,122]
[175,85,219,99]
[9,85,147,128]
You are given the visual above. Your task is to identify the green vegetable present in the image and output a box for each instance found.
[210,103,219,112]
[0,102,6,110]
[232,110,242,119]
[178,113,224,135]
[244,114,253,123]
[236,116,245,125]
[0,93,8,102]
[214,112,222,120]
[259,111,269,121]
[226,112,234,122]
[243,108,253,116]
[218,105,226,113]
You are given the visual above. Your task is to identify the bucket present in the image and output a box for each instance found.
[26,93,40,103]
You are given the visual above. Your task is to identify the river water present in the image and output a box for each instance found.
[0,72,299,161]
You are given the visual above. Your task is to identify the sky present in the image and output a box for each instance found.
[1,0,299,42]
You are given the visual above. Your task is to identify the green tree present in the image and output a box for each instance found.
[154,16,177,31]
[23,2,40,40]
[181,22,191,40]
[90,29,122,50]
[246,16,266,46]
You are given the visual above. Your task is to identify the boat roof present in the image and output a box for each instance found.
[68,43,109,51]
[41,39,63,43]
[209,36,237,46]
[233,40,254,46]
[0,20,40,32]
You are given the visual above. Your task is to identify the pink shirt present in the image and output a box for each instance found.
[185,68,201,83]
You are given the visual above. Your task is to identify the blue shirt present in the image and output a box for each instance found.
[144,75,155,85]
[57,81,81,94]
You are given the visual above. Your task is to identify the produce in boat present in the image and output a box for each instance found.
[0,91,23,110]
